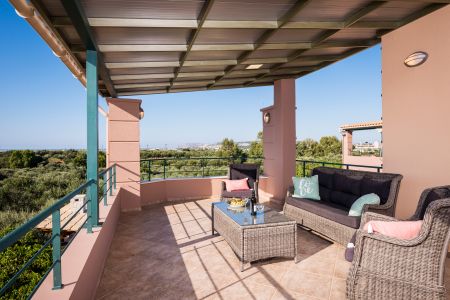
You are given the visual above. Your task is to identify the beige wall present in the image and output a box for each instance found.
[140,177,270,206]
[34,191,121,299]
[382,6,450,219]
[261,79,297,203]
[107,98,142,212]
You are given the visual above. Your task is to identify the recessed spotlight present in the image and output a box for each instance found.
[246,64,263,70]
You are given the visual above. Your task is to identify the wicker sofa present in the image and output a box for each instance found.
[284,167,403,245]
[347,185,450,300]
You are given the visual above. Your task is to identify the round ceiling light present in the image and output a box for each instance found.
[404,51,428,67]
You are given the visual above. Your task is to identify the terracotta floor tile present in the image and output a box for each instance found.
[333,260,351,280]
[96,199,450,300]
[280,268,332,299]
[329,278,346,300]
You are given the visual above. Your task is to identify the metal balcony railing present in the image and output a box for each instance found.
[296,159,382,177]
[140,156,264,181]
[0,164,117,297]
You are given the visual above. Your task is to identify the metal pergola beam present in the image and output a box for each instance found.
[169,0,215,92]
[60,0,116,98]
[245,1,387,86]
[70,40,380,54]
[208,0,312,89]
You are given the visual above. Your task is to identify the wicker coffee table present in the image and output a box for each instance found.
[211,202,297,271]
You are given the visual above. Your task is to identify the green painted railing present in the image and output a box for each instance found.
[296,159,382,177]
[140,156,264,181]
[0,164,117,298]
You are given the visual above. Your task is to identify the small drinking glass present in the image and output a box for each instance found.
[255,204,264,213]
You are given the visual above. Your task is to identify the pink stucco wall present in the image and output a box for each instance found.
[107,98,142,212]
[141,177,269,205]
[34,190,121,300]
[382,6,450,219]
[261,79,296,203]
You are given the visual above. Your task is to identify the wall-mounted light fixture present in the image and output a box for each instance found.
[263,112,271,124]
[139,107,144,119]
[404,51,428,67]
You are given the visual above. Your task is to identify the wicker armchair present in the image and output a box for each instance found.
[220,164,259,202]
[347,185,450,300]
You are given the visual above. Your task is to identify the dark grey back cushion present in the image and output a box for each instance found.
[229,164,259,189]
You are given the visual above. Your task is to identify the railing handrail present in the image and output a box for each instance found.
[140,156,263,161]
[295,159,382,170]
[0,179,94,252]
[0,163,117,296]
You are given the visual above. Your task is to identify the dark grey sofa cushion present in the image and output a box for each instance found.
[334,173,362,195]
[312,168,334,189]
[361,177,391,204]
[330,191,359,209]
[319,186,332,202]
[286,196,361,229]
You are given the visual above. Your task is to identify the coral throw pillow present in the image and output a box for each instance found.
[363,220,423,240]
[224,178,250,192]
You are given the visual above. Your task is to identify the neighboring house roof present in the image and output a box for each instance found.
[340,120,382,132]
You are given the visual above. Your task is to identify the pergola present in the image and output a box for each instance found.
[21,0,447,97]
[5,0,450,298]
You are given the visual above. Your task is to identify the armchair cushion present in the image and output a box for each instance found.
[286,196,361,228]
[221,189,253,199]
[224,178,250,192]
[363,220,423,240]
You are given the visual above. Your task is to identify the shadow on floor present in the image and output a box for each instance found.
[96,199,450,300]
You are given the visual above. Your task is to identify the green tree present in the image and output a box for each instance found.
[296,139,320,157]
[218,138,242,159]
[317,136,341,157]
[8,150,40,168]
[249,131,263,157]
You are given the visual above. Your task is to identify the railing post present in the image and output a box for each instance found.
[201,159,205,177]
[302,161,306,177]
[113,164,116,190]
[103,173,107,206]
[163,159,167,179]
[148,160,151,181]
[86,196,93,233]
[109,167,113,196]
[52,210,62,289]
[86,49,99,227]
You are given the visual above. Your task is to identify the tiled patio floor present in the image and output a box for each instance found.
[96,199,450,300]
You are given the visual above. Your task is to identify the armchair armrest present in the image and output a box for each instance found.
[221,181,226,192]
[360,212,398,229]
[286,186,294,198]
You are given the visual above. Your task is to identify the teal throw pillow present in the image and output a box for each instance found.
[292,175,320,200]
[348,193,380,217]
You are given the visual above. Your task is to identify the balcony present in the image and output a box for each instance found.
[2,0,450,299]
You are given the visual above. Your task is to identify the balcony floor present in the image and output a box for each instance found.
[96,199,450,300]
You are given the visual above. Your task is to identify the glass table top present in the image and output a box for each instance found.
[213,201,293,226]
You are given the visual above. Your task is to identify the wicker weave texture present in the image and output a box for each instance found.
[347,197,450,300]
[283,202,355,245]
[213,206,297,265]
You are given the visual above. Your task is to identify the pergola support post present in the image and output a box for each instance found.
[261,79,297,204]
[86,49,99,228]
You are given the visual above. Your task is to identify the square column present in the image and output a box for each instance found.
[261,79,297,203]
[107,98,142,212]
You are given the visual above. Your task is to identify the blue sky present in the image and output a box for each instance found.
[0,2,381,150]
